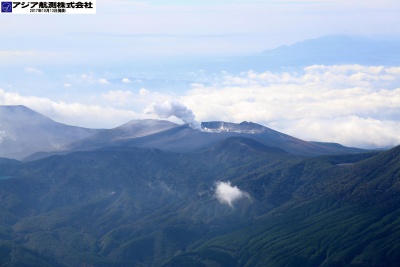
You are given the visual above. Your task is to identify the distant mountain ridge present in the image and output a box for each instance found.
[1,105,365,160]
[220,35,400,72]
[261,35,400,66]
[64,119,178,151]
[0,105,102,160]
[63,120,364,158]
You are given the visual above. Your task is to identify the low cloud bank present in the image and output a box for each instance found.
[2,64,400,148]
[183,65,400,148]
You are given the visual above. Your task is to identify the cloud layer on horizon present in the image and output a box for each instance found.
[1,64,400,149]
[182,65,400,148]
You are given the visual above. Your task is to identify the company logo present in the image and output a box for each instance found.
[1,2,12,12]
[1,1,96,14]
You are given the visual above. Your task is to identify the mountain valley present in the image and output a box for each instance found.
[0,105,399,266]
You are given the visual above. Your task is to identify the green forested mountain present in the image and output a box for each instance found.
[0,137,398,266]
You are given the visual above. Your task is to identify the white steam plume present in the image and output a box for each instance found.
[145,100,201,130]
[215,181,249,207]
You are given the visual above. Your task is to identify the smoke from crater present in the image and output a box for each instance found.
[145,100,201,130]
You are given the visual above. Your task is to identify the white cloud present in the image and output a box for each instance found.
[0,88,139,128]
[64,73,97,85]
[122,77,131,83]
[65,72,115,86]
[181,65,400,148]
[102,90,134,106]
[63,83,72,88]
[100,89,172,110]
[139,88,149,96]
[271,117,400,149]
[25,67,43,75]
[99,78,109,84]
[215,181,249,207]
[0,85,177,128]
[2,64,400,148]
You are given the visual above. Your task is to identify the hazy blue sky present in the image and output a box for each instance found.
[1,0,400,148]
[2,0,400,60]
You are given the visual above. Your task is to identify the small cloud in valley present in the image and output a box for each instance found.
[215,181,250,207]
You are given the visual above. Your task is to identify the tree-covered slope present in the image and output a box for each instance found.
[167,198,400,267]
[164,147,400,267]
[0,139,398,266]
